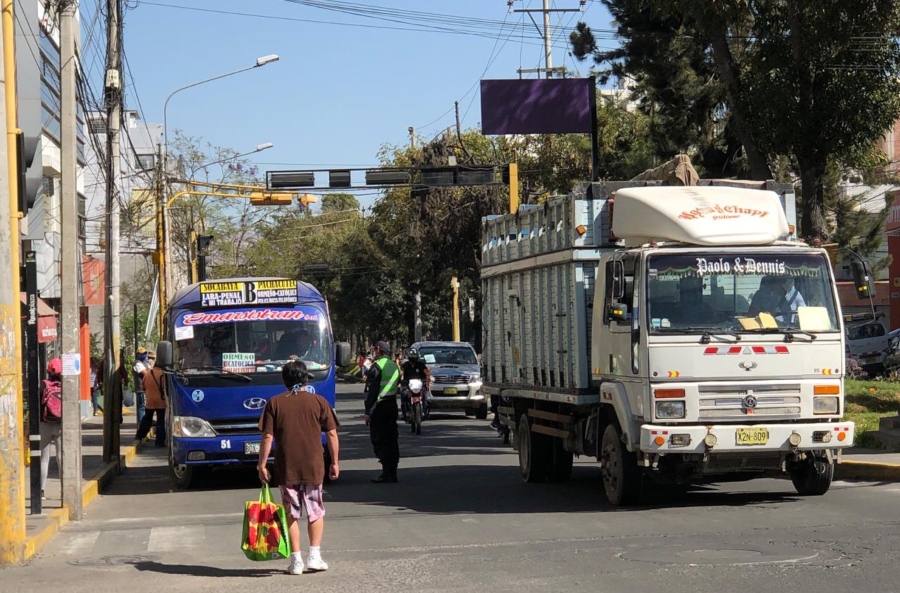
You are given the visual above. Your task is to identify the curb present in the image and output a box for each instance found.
[338,372,364,384]
[23,440,143,562]
[835,460,900,482]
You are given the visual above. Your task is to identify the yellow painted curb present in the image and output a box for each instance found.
[835,460,900,482]
[23,441,141,562]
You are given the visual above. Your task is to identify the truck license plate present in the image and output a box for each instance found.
[244,442,260,455]
[442,387,458,395]
[735,428,769,446]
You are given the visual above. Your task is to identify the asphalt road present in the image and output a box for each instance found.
[4,380,900,593]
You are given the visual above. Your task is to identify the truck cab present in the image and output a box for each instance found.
[591,187,853,501]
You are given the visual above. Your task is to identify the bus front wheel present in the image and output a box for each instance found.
[170,461,204,489]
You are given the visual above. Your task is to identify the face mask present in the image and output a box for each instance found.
[138,354,148,361]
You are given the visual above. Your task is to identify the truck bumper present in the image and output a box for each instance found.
[640,421,855,455]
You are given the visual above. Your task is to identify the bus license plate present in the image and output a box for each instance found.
[443,387,458,395]
[244,442,260,455]
[735,428,769,446]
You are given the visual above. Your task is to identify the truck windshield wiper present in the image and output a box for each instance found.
[655,326,741,343]
[738,327,817,342]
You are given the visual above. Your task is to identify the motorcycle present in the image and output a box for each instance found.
[407,378,427,435]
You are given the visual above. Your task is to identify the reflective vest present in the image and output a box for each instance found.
[375,357,400,402]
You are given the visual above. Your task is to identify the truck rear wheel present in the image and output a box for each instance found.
[788,453,833,496]
[600,423,641,505]
[518,414,552,483]
[550,438,574,483]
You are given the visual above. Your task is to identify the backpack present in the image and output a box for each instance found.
[41,379,62,422]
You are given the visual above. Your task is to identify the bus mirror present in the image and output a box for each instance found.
[156,341,174,368]
[336,342,352,368]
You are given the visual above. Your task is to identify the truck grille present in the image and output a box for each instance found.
[697,384,802,420]
[209,418,260,436]
[433,375,470,385]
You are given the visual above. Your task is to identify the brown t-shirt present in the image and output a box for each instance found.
[260,390,339,486]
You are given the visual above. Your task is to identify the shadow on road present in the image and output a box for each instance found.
[325,464,800,514]
[132,560,282,578]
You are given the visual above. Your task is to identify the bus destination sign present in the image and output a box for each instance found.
[199,280,299,307]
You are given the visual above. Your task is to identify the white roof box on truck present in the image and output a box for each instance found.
[611,186,791,247]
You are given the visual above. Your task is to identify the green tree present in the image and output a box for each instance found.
[572,0,900,240]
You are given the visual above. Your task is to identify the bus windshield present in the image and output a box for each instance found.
[646,252,839,334]
[172,306,333,373]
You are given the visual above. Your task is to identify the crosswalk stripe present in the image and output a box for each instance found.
[147,525,206,553]
[62,531,101,556]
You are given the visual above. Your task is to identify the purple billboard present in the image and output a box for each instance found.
[480,78,594,135]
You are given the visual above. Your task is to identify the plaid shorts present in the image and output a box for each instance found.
[279,484,326,523]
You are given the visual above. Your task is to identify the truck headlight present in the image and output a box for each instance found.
[656,401,685,419]
[813,396,839,415]
[173,416,217,438]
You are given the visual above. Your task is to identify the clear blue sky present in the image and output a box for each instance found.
[112,0,615,206]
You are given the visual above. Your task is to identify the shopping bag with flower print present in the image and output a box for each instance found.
[241,483,290,561]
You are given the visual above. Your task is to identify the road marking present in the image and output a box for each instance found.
[147,525,206,553]
[62,531,101,556]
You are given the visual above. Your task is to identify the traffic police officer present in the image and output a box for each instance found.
[364,340,401,483]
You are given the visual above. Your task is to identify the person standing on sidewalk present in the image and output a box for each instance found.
[134,354,166,447]
[364,340,400,483]
[39,358,63,500]
[257,360,340,575]
[132,347,151,423]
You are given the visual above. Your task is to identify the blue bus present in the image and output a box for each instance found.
[155,278,351,488]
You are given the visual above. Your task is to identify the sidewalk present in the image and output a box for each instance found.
[837,447,900,481]
[23,412,142,561]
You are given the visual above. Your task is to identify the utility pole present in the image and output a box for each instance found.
[60,0,83,521]
[102,0,123,464]
[0,0,24,563]
[155,143,166,334]
[409,125,422,342]
[510,0,584,78]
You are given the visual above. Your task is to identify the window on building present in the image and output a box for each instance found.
[136,154,155,171]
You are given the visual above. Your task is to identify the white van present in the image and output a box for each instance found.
[846,320,889,372]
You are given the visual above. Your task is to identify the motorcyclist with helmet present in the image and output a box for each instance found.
[400,347,431,422]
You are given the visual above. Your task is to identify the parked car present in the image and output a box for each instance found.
[846,320,889,374]
[409,341,487,419]
[882,328,900,375]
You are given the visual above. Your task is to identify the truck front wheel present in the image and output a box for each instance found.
[788,453,833,496]
[600,423,642,505]
[518,414,552,483]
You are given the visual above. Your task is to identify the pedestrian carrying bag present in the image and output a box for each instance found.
[41,379,62,422]
[241,483,290,561]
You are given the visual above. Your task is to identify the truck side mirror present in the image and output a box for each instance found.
[336,342,352,367]
[611,260,626,300]
[609,302,629,323]
[156,340,174,368]
[851,259,876,300]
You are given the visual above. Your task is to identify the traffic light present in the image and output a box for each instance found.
[196,234,213,282]
[420,166,500,187]
[851,259,876,300]
[250,192,293,206]
[329,170,351,188]
[298,194,318,209]
[17,131,42,215]
[267,171,315,189]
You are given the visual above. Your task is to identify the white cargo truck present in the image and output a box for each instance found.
[481,180,855,504]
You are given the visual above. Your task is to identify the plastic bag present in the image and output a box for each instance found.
[241,483,290,561]
[122,389,135,408]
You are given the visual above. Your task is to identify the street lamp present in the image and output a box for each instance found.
[162,55,279,165]
[157,54,279,324]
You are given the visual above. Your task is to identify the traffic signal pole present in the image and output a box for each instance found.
[0,0,24,564]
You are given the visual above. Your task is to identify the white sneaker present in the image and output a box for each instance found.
[305,555,328,572]
[288,556,304,575]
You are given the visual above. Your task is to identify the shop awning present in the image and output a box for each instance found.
[20,292,58,344]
